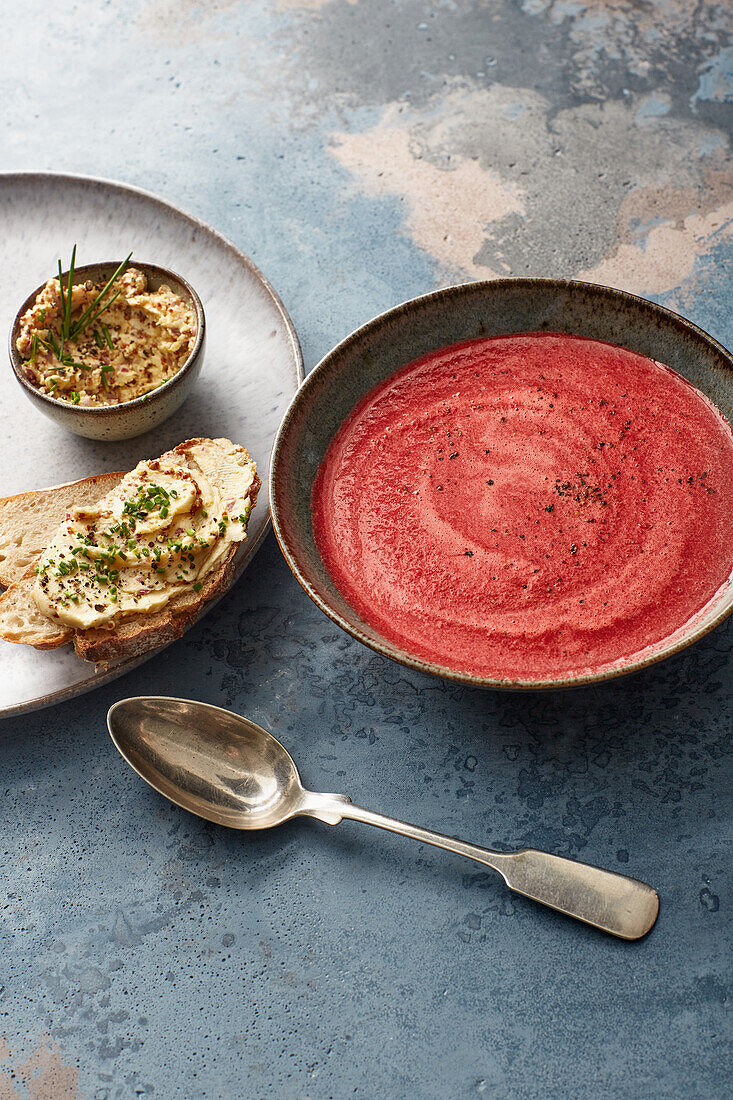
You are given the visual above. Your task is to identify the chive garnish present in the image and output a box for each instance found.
[55,245,77,362]
[36,248,132,375]
[71,252,132,337]
[57,257,66,359]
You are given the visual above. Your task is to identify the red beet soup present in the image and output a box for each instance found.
[312,333,733,680]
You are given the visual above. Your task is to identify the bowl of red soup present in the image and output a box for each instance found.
[270,280,733,689]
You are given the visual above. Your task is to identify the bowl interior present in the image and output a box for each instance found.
[9,260,204,412]
[271,279,733,688]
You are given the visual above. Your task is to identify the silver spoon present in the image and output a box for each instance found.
[107,696,659,940]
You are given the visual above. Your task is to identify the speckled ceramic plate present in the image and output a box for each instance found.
[0,172,302,717]
[271,279,733,690]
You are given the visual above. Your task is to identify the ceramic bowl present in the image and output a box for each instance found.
[9,261,205,441]
[270,278,733,690]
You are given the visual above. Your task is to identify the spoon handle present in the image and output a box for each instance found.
[305,794,658,940]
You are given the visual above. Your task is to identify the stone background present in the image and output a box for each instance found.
[1,1,731,1097]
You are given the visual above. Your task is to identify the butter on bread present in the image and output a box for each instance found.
[0,438,259,664]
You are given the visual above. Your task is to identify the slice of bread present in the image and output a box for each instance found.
[0,471,125,587]
[0,439,259,665]
[0,571,71,648]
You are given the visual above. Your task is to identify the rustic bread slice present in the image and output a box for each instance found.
[0,438,259,665]
[0,571,72,648]
[0,471,126,587]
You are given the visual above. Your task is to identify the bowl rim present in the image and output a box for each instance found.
[270,276,733,691]
[8,259,205,416]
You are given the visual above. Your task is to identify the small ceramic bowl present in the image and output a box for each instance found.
[270,278,733,690]
[9,261,205,441]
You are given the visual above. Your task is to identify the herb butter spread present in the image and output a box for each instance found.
[17,267,196,406]
[33,439,256,630]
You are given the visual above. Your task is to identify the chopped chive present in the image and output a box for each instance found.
[53,245,76,363]
[65,245,76,340]
[57,257,67,350]
[78,286,125,333]
[102,323,113,349]
[71,252,132,337]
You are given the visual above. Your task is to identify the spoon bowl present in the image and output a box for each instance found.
[108,696,307,830]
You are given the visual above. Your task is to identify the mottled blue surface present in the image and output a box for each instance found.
[1,1,731,1097]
